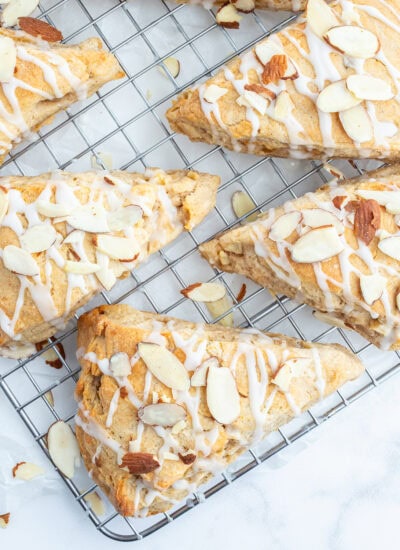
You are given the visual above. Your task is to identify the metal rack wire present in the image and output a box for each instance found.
[0,0,399,541]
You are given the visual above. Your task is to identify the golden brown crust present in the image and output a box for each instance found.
[177,0,303,10]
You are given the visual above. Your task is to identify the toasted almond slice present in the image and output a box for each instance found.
[273,91,294,121]
[120,452,159,474]
[339,104,373,143]
[231,190,258,222]
[324,25,380,58]
[233,0,255,12]
[254,42,297,79]
[206,294,234,327]
[107,205,142,232]
[0,513,10,529]
[181,282,226,303]
[302,208,344,234]
[62,229,85,245]
[63,260,100,274]
[44,390,54,407]
[378,236,400,261]
[359,273,385,305]
[138,342,190,391]
[324,164,345,181]
[94,251,117,291]
[272,358,311,392]
[203,84,228,104]
[37,200,72,218]
[206,365,240,424]
[191,357,219,387]
[3,245,39,276]
[306,0,340,38]
[356,190,400,214]
[67,205,109,234]
[237,90,268,115]
[292,226,344,263]
[269,211,302,241]
[171,419,187,434]
[110,352,131,377]
[138,403,186,427]
[317,80,361,113]
[2,0,39,27]
[216,2,242,28]
[0,186,8,223]
[162,57,180,78]
[346,74,394,101]
[96,235,137,261]
[47,420,80,478]
[12,461,44,480]
[20,224,57,253]
[84,492,106,516]
[0,36,16,82]
[313,310,348,329]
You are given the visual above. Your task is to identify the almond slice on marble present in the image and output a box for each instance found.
[96,235,137,261]
[120,452,159,474]
[269,211,302,241]
[317,80,361,113]
[3,245,39,276]
[191,357,219,387]
[232,190,258,222]
[162,57,180,78]
[233,0,255,12]
[339,104,373,143]
[0,186,8,223]
[346,74,394,101]
[0,513,10,529]
[63,260,100,274]
[84,492,105,516]
[47,420,80,478]
[356,190,400,215]
[12,461,44,480]
[37,201,72,218]
[359,273,385,305]
[302,208,344,234]
[138,342,190,391]
[306,0,340,38]
[273,91,294,121]
[94,251,117,291]
[181,282,226,303]
[203,84,228,104]
[20,224,57,253]
[110,352,131,377]
[378,236,400,261]
[0,36,16,82]
[206,294,234,327]
[138,403,186,427]
[107,205,142,232]
[237,90,268,115]
[291,226,344,263]
[324,25,380,58]
[67,205,109,234]
[2,0,39,27]
[206,365,240,424]
[216,3,242,28]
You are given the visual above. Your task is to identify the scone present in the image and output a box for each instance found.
[177,0,304,12]
[200,164,400,350]
[167,0,400,160]
[0,169,219,359]
[0,26,123,164]
[75,304,363,517]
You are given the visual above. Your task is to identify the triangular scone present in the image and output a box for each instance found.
[75,304,363,517]
[0,28,123,164]
[177,0,303,12]
[200,165,400,349]
[0,169,219,359]
[167,0,400,160]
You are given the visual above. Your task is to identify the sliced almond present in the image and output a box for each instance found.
[84,492,105,516]
[12,461,44,480]
[0,513,10,529]
[162,56,180,78]
[138,403,186,427]
[354,199,381,245]
[237,90,268,115]
[206,365,240,424]
[324,25,380,58]
[20,224,57,253]
[273,91,294,121]
[44,390,54,407]
[302,208,344,234]
[346,74,394,101]
[254,42,297,80]
[216,2,242,28]
[359,273,385,305]
[317,80,361,113]
[269,211,302,241]
[138,342,190,391]
[62,229,85,245]
[272,357,311,392]
[37,201,72,218]
[110,352,131,377]
[47,420,80,478]
[231,190,258,222]
[120,452,159,474]
[324,165,345,181]
[233,0,255,12]
[206,294,234,327]
[63,260,100,274]
[0,186,8,223]
[191,357,219,387]
[94,251,117,291]
[306,0,339,38]
[356,190,400,215]
[18,17,63,42]
[107,205,142,232]
[339,104,373,143]
[2,0,39,27]
[291,226,344,263]
[0,36,16,83]
[203,84,228,104]
[181,282,226,303]
[3,245,39,276]
[67,205,109,234]
[171,419,186,434]
[378,236,400,261]
[96,235,137,261]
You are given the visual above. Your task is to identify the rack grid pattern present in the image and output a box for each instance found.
[0,0,399,541]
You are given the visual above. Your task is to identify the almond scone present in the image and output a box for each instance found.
[167,0,400,160]
[0,169,219,358]
[75,304,363,517]
[200,164,400,349]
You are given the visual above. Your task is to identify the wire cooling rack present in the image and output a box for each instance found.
[1,0,400,542]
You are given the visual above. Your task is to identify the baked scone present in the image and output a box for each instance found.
[0,169,219,359]
[75,304,363,517]
[177,0,303,12]
[200,164,400,349]
[167,0,400,160]
[0,27,123,164]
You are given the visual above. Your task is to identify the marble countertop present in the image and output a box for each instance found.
[1,370,400,550]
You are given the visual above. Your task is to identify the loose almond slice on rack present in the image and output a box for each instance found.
[0,36,16,83]
[292,226,344,263]
[302,208,344,234]
[231,190,258,222]
[181,282,226,302]
[206,365,240,424]
[306,0,340,38]
[20,224,57,253]
[191,357,219,387]
[378,236,400,261]
[110,352,131,377]
[317,80,361,113]
[269,211,302,241]
[339,104,373,143]
[203,84,228,104]
[206,294,234,327]
[96,235,137,261]
[216,3,242,28]
[324,26,380,58]
[63,260,100,274]
[84,492,106,516]
[138,403,186,427]
[359,273,385,305]
[47,420,80,478]
[12,461,44,480]
[346,75,394,101]
[3,245,39,276]
[162,57,180,79]
[138,342,190,391]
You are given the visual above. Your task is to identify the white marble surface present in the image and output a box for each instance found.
[1,371,400,550]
